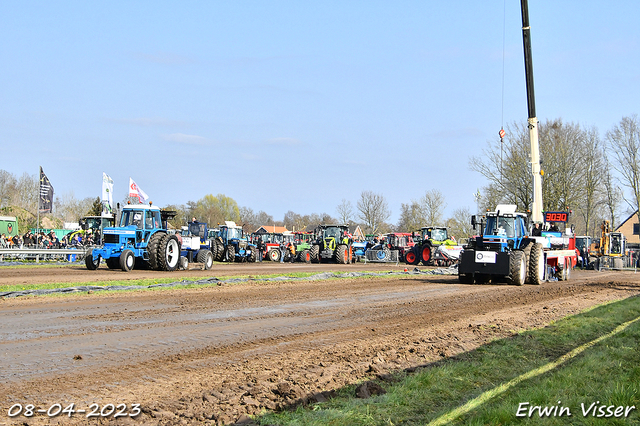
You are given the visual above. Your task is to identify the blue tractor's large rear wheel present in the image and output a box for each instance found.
[147,232,164,270]
[158,234,180,271]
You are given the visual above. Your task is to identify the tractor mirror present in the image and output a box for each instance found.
[471,215,477,229]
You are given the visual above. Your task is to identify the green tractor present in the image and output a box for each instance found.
[310,224,352,264]
[67,215,115,245]
[293,231,315,263]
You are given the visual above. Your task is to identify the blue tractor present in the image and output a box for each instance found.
[218,221,257,262]
[85,204,181,272]
[178,220,214,270]
[458,204,544,285]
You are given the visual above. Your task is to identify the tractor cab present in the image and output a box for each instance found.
[220,223,244,242]
[103,205,164,246]
[119,208,162,230]
[180,221,209,249]
[80,216,115,233]
[71,215,115,245]
[421,227,449,244]
[471,205,528,252]
[485,215,521,239]
[186,221,207,239]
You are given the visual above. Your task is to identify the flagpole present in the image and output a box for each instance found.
[37,166,40,246]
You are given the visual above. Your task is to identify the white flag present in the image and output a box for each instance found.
[102,173,114,211]
[129,178,149,202]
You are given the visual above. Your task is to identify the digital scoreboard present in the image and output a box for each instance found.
[543,211,569,223]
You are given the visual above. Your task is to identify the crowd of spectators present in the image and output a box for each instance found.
[0,229,100,249]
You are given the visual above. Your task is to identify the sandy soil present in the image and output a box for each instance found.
[0,264,638,425]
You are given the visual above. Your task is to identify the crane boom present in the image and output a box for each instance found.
[520,0,543,223]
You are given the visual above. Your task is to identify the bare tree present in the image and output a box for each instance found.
[397,201,424,232]
[319,212,336,225]
[573,127,607,235]
[15,172,38,214]
[470,121,532,210]
[335,199,353,225]
[357,190,391,235]
[601,164,623,228]
[606,115,640,224]
[0,170,17,209]
[421,189,446,226]
[54,192,97,223]
[540,120,587,211]
[445,207,474,240]
[471,119,603,218]
[240,207,275,231]
[283,210,312,232]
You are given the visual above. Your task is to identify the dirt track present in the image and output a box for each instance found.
[0,264,639,425]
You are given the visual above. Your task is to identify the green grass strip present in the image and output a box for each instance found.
[0,270,403,297]
[427,313,640,426]
[259,295,640,426]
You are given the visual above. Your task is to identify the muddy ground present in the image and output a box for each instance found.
[0,263,639,425]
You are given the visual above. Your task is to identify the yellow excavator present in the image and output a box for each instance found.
[593,220,627,269]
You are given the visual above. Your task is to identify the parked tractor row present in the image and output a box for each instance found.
[82,203,580,285]
[85,204,260,272]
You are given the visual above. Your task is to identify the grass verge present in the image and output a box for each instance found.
[259,296,640,425]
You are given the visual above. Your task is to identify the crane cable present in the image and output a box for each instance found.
[501,0,506,133]
[499,0,507,186]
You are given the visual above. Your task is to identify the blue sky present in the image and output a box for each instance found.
[1,1,638,224]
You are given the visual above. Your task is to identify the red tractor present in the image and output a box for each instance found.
[376,233,415,262]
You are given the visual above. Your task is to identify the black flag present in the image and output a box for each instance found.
[39,166,54,213]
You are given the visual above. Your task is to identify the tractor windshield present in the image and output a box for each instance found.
[84,218,101,230]
[486,216,515,238]
[427,228,448,241]
[254,233,270,243]
[323,227,341,239]
[227,228,243,239]
[120,210,144,229]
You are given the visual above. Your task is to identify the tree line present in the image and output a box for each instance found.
[471,115,640,236]
[2,115,638,239]
[0,171,470,239]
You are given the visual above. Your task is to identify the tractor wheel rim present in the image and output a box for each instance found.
[422,247,430,261]
[167,239,179,267]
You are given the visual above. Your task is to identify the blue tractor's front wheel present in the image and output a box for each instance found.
[85,248,100,270]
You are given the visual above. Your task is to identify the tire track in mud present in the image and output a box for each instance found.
[0,282,462,382]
